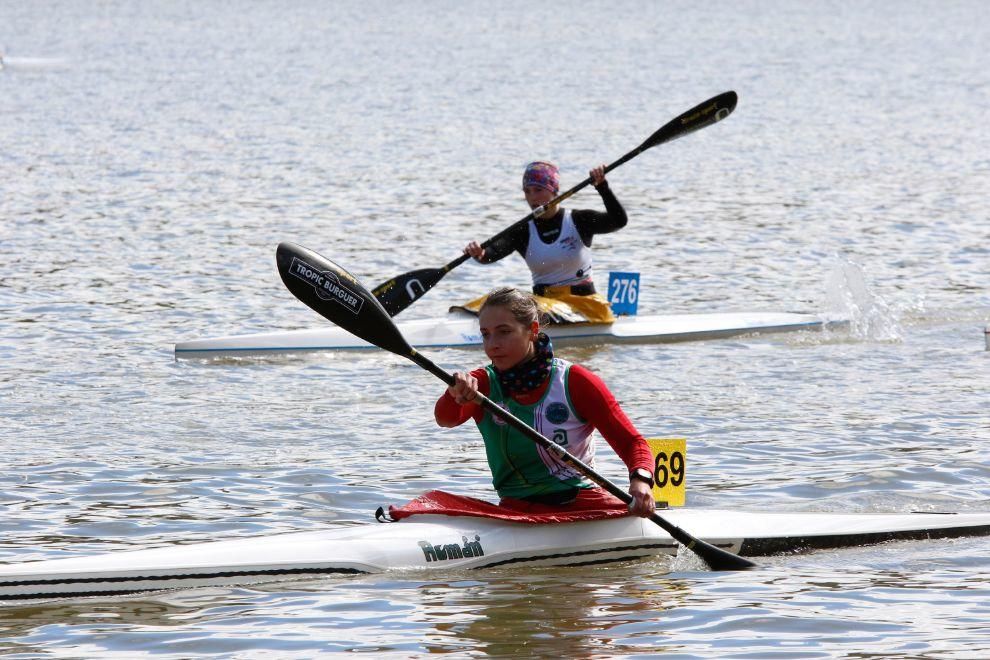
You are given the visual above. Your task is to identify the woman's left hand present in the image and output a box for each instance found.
[589,164,607,188]
[627,479,655,518]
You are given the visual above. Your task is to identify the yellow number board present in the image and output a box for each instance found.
[647,437,686,506]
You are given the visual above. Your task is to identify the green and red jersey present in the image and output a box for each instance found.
[435,358,653,500]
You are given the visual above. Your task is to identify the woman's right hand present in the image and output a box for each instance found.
[463,241,485,261]
[447,371,479,405]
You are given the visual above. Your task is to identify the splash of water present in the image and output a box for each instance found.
[824,256,903,342]
[669,545,713,572]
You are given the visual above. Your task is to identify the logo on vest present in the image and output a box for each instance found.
[545,402,570,425]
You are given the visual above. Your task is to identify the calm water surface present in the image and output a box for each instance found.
[1,1,989,657]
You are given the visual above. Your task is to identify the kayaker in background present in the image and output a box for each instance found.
[459,161,627,324]
[434,287,655,517]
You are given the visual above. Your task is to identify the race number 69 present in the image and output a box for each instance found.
[646,437,686,506]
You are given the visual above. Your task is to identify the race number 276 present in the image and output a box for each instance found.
[608,272,640,316]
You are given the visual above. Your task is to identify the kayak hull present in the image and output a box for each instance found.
[175,312,836,357]
[2,508,988,600]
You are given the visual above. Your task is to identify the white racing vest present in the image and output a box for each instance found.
[524,210,593,287]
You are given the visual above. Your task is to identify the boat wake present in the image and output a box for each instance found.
[822,256,902,343]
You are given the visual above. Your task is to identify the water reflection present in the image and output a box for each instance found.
[0,562,689,656]
[409,563,685,656]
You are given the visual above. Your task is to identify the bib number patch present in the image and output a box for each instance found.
[646,437,686,506]
[608,271,640,316]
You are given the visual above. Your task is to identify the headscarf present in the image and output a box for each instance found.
[522,161,560,195]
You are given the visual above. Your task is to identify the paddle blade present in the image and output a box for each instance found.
[275,242,414,357]
[685,537,757,571]
[640,90,738,151]
[371,266,450,317]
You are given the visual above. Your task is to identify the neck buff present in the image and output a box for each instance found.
[495,332,554,395]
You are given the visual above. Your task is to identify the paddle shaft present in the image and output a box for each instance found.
[407,348,746,563]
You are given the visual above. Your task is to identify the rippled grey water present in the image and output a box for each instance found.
[2,0,989,657]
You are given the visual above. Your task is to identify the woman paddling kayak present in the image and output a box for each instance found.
[433,287,655,517]
[459,162,627,324]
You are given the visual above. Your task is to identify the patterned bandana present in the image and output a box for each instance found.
[495,332,555,395]
[522,161,560,194]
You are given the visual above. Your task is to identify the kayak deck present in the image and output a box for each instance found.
[1,508,988,600]
[174,311,837,357]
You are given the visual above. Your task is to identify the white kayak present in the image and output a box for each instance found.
[2,508,988,600]
[175,311,835,357]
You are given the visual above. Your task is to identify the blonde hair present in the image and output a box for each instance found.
[479,287,543,327]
